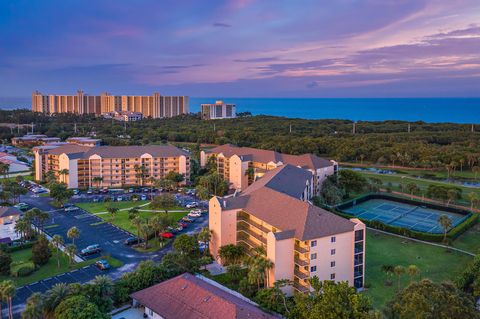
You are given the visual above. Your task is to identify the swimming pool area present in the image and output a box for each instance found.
[338,195,470,234]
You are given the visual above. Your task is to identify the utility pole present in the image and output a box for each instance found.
[289,124,292,133]
[74,122,77,134]
[472,124,475,133]
[31,122,34,134]
[352,122,356,135]
[213,123,216,132]
[408,123,411,133]
[17,124,20,134]
[124,120,127,134]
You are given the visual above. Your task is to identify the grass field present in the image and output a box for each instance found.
[76,200,150,214]
[95,210,188,234]
[452,223,480,254]
[364,229,473,309]
[0,248,123,287]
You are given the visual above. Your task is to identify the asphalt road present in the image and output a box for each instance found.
[9,191,208,318]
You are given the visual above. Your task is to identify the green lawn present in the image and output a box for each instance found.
[451,223,480,254]
[95,210,188,234]
[364,229,473,309]
[0,248,123,287]
[76,200,149,214]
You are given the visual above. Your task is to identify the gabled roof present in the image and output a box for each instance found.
[243,164,312,199]
[83,145,189,158]
[206,144,333,170]
[130,273,280,319]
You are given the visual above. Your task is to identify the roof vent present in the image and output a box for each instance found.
[181,284,188,290]
[203,296,211,302]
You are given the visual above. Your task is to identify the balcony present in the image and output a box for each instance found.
[237,233,265,249]
[294,245,310,254]
[294,257,309,267]
[237,227,267,245]
[294,268,309,280]
[293,281,310,293]
[237,215,271,234]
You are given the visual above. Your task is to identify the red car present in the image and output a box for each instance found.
[178,222,188,228]
[161,232,175,239]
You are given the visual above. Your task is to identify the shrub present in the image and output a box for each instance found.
[32,236,52,266]
[0,250,12,275]
[16,264,34,277]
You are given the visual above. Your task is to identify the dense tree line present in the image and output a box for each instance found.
[2,110,479,169]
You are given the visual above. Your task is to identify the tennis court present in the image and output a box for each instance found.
[342,198,468,234]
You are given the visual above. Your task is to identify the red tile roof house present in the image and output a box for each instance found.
[130,273,282,319]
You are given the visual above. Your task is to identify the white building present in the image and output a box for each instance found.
[201,100,236,120]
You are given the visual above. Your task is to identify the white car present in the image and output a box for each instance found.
[188,212,201,218]
[65,206,79,212]
[117,196,123,201]
[185,202,198,208]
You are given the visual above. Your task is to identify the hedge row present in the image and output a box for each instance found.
[6,241,37,252]
[329,207,478,243]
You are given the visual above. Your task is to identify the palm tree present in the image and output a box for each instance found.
[407,265,419,282]
[0,163,10,179]
[226,264,243,284]
[140,221,153,249]
[67,226,80,245]
[92,176,103,189]
[58,169,69,184]
[218,244,245,266]
[197,227,212,255]
[38,211,49,232]
[467,192,479,212]
[381,264,395,285]
[405,182,419,199]
[91,275,114,300]
[51,235,64,269]
[107,206,119,222]
[132,216,142,243]
[393,265,405,291]
[22,292,43,319]
[149,216,161,245]
[14,218,28,241]
[473,166,480,180]
[65,244,76,265]
[128,207,140,220]
[0,280,16,319]
[43,283,69,317]
[438,214,453,243]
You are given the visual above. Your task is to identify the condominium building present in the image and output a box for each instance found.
[33,143,190,189]
[11,134,61,146]
[201,100,236,120]
[102,111,143,122]
[201,144,337,194]
[32,91,189,118]
[65,137,101,147]
[209,164,365,294]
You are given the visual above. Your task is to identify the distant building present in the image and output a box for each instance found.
[32,90,189,119]
[33,144,190,189]
[130,273,281,319]
[102,111,143,122]
[11,134,61,146]
[0,152,30,173]
[201,144,337,194]
[66,137,101,147]
[0,206,23,242]
[201,100,236,120]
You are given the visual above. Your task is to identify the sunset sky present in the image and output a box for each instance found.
[1,0,480,97]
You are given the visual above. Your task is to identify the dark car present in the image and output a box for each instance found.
[80,244,101,256]
[95,259,111,270]
[124,237,143,246]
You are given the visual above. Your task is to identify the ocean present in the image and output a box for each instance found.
[1,97,479,123]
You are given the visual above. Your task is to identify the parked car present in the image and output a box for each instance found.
[101,188,109,194]
[73,189,80,195]
[140,194,147,201]
[117,196,123,201]
[65,206,79,212]
[93,197,100,202]
[124,237,143,245]
[175,226,183,232]
[188,212,201,218]
[87,188,93,195]
[95,259,111,270]
[185,202,198,208]
[181,217,193,223]
[161,232,174,239]
[14,203,30,211]
[80,244,101,256]
[178,222,188,228]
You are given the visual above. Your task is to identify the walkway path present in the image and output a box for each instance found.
[368,227,476,257]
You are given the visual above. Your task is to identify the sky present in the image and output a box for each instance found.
[1,0,480,99]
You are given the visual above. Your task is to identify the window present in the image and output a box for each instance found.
[331,249,336,255]
[310,266,317,272]
[148,308,153,316]
[330,273,336,280]
[355,229,364,242]
[331,236,336,243]
[311,240,317,247]
[331,261,336,267]
[310,253,317,260]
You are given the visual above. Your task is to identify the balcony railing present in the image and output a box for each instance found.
[294,268,309,280]
[237,215,271,234]
[293,281,310,293]
[294,245,310,254]
[237,228,267,245]
[294,257,309,267]
[237,234,265,250]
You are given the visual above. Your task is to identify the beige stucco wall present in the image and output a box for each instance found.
[34,150,42,181]
[200,150,206,167]
[179,155,187,184]
[68,159,78,189]
[209,197,238,262]
[228,155,248,190]
[267,232,294,294]
[309,230,355,285]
